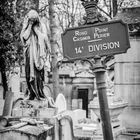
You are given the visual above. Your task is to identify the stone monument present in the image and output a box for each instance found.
[12,9,56,118]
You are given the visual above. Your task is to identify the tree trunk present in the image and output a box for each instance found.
[1,70,8,99]
[2,91,14,116]
[0,57,8,99]
[49,0,59,100]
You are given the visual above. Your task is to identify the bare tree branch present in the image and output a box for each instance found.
[97,5,112,19]
[39,4,49,12]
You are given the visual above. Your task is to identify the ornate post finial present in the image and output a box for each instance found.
[81,0,107,24]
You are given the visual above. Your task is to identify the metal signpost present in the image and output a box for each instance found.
[61,19,130,140]
[62,20,130,60]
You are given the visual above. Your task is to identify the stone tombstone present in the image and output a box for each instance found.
[0,71,3,99]
[9,68,20,99]
[0,71,4,115]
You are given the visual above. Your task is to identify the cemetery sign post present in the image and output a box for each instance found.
[62,20,130,60]
[62,1,130,140]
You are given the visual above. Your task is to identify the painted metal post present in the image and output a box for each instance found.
[80,0,114,139]
[93,56,113,140]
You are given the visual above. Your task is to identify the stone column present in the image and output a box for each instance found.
[115,38,140,130]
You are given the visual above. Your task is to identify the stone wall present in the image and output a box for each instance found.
[115,38,140,130]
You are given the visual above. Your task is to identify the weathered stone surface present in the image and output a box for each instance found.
[3,91,14,116]
[0,99,4,115]
[39,108,58,119]
[115,38,140,130]
[61,109,86,126]
[0,124,54,140]
[114,7,140,24]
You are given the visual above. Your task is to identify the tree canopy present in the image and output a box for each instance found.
[0,0,16,70]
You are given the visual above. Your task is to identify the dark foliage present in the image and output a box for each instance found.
[0,0,24,71]
[0,0,24,96]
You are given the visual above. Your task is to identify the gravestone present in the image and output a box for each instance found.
[0,71,3,99]
[0,71,4,115]
[9,70,20,100]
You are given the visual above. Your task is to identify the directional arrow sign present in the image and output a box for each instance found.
[62,20,130,60]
